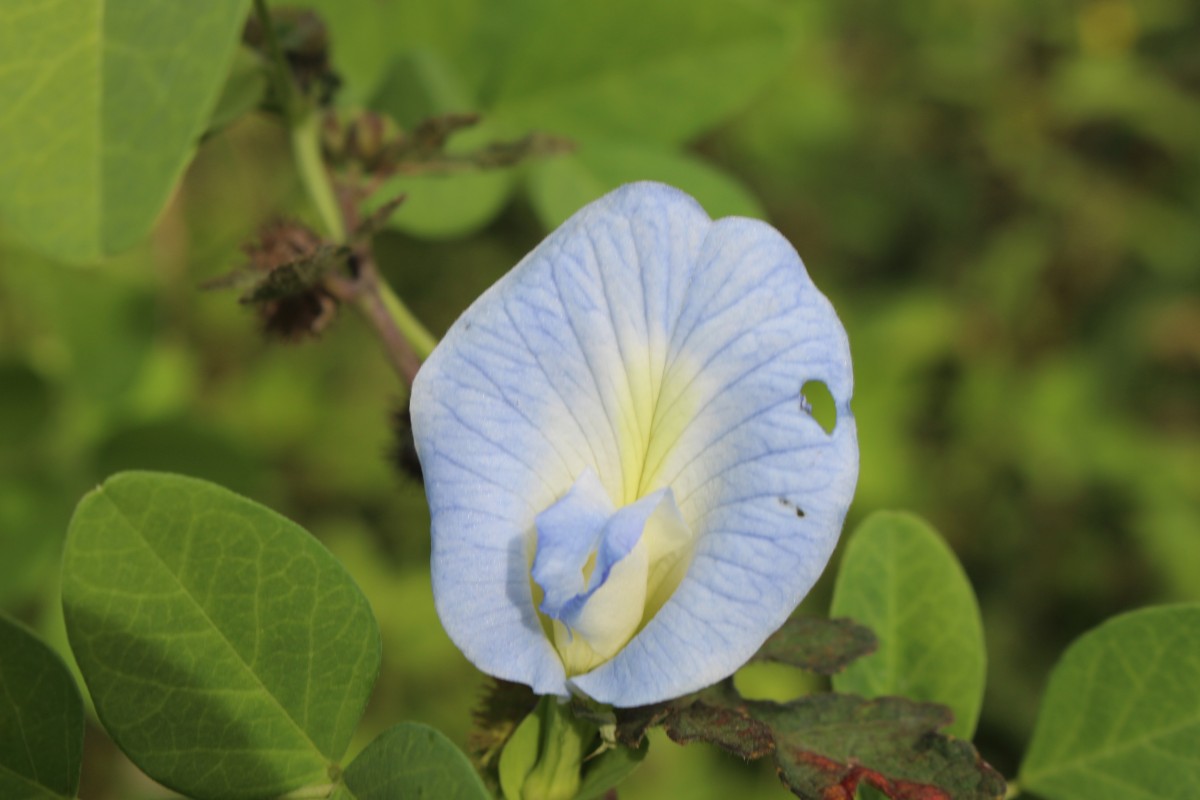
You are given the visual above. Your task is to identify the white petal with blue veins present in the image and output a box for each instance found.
[411,182,858,705]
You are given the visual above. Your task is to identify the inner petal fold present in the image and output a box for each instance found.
[532,468,696,676]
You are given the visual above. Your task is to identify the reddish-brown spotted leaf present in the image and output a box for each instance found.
[662,701,775,760]
[752,616,878,675]
[747,694,1005,800]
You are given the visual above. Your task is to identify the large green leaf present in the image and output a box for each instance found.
[482,0,795,145]
[62,471,381,800]
[341,723,490,800]
[830,511,987,739]
[1018,604,1200,800]
[0,615,84,800]
[293,0,487,104]
[527,139,764,231]
[0,0,250,263]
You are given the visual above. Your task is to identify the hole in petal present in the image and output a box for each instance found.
[800,379,836,434]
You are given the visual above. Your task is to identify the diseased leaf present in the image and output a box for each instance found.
[62,472,381,800]
[615,684,1003,799]
[341,723,490,800]
[661,700,775,761]
[749,695,1005,800]
[752,616,878,675]
[0,0,251,262]
[613,703,674,750]
[1019,604,1200,800]
[831,511,987,738]
[0,616,84,800]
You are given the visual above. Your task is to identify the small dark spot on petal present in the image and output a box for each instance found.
[777,497,805,518]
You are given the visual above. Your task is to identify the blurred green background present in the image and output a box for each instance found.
[1,0,1196,797]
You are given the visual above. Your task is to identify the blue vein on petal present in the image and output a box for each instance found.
[586,223,647,450]
[547,248,625,475]
[452,340,578,477]
[431,400,556,507]
[500,298,609,474]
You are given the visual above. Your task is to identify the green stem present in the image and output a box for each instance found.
[379,280,437,359]
[1004,780,1022,799]
[293,115,346,242]
[256,0,436,375]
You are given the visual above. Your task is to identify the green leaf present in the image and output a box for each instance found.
[831,511,987,739]
[575,739,649,800]
[341,723,490,800]
[206,46,269,136]
[751,616,878,676]
[291,0,487,104]
[0,615,84,800]
[527,138,765,231]
[61,471,381,800]
[0,0,250,263]
[482,0,795,145]
[1018,604,1200,800]
[749,694,1005,800]
[0,360,52,451]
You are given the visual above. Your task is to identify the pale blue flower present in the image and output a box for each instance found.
[411,182,858,706]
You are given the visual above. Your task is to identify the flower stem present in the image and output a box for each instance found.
[378,280,437,360]
[292,115,346,243]
[254,0,437,380]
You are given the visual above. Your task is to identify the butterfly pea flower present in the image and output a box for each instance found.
[411,182,858,707]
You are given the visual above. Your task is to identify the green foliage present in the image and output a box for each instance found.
[574,739,649,800]
[1018,604,1200,800]
[831,511,987,739]
[61,471,381,799]
[0,616,83,800]
[477,0,794,145]
[0,0,1197,797]
[527,140,764,230]
[341,723,491,800]
[0,0,250,263]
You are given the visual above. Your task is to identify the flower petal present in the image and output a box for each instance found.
[410,182,857,703]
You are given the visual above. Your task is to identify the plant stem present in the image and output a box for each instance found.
[1004,780,1022,799]
[325,255,423,385]
[255,0,436,379]
[293,116,346,242]
[379,280,437,359]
